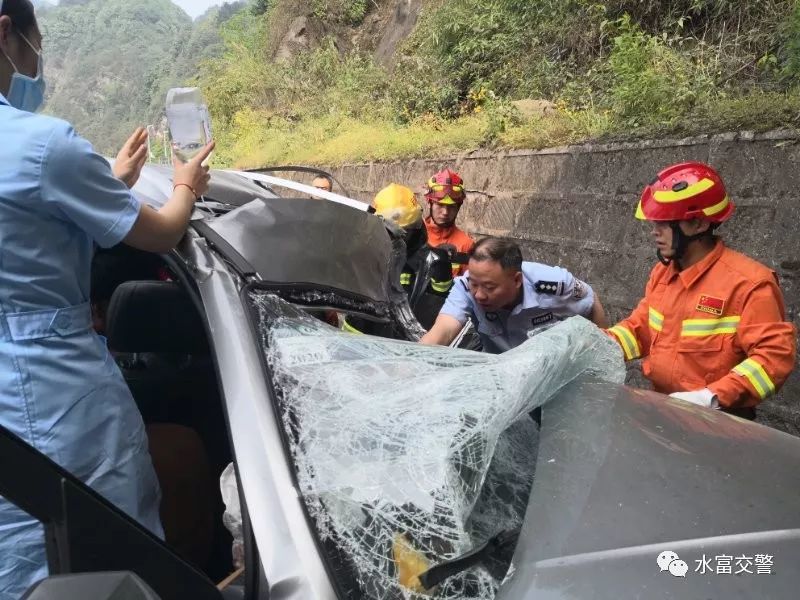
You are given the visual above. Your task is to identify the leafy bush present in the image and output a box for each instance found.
[311,0,368,25]
[269,39,389,119]
[484,96,523,142]
[393,0,539,117]
[198,9,272,128]
[251,0,271,15]
[607,16,710,126]
[197,0,800,166]
[780,1,800,83]
[387,53,462,121]
[390,0,615,120]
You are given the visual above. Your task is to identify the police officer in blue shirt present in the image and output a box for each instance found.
[421,237,608,352]
[0,1,214,596]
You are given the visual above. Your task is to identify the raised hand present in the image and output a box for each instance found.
[113,127,149,189]
[173,141,215,199]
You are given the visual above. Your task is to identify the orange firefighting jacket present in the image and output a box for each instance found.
[607,240,796,408]
[424,217,475,276]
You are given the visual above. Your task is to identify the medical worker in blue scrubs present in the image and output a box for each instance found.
[0,1,214,596]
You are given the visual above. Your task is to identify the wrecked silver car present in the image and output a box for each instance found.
[3,166,800,600]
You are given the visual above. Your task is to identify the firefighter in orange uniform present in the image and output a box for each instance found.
[607,162,796,419]
[424,169,475,276]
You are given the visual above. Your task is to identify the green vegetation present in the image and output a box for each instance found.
[196,0,800,168]
[311,0,368,24]
[39,0,244,154]
[39,0,800,165]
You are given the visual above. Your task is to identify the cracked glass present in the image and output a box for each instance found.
[250,291,625,599]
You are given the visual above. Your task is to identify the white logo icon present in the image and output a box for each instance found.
[657,550,680,572]
[657,550,687,577]
[669,559,689,577]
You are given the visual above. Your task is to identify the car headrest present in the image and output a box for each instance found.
[106,281,209,354]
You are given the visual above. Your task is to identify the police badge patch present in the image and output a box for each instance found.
[535,281,562,295]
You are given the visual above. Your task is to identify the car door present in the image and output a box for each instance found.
[0,424,224,600]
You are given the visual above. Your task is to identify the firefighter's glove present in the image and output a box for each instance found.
[669,388,719,409]
[430,249,454,285]
[438,244,457,259]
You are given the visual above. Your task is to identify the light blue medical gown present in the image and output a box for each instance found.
[0,94,162,598]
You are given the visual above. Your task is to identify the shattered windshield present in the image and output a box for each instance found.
[249,291,625,599]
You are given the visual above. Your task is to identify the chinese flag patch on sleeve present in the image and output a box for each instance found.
[696,294,725,316]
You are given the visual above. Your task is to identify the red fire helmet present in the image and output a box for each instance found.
[635,162,734,223]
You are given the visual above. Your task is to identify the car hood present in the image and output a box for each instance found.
[499,378,800,599]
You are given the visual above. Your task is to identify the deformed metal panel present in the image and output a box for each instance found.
[208,197,393,303]
[131,164,394,303]
[182,232,338,600]
[499,378,800,599]
[132,165,277,210]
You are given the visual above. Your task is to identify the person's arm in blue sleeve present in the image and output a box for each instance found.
[421,276,472,345]
[557,268,609,328]
[40,123,141,248]
[40,123,215,252]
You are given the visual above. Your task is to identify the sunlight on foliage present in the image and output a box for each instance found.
[192,0,800,167]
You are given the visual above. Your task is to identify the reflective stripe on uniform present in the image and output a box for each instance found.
[400,273,412,286]
[680,316,740,337]
[733,358,776,399]
[608,325,641,360]
[431,279,453,293]
[648,307,664,332]
[341,319,363,334]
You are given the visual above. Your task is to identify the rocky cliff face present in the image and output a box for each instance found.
[271,0,423,67]
[373,0,423,67]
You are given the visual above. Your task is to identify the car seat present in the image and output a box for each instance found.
[106,280,211,424]
[106,280,234,580]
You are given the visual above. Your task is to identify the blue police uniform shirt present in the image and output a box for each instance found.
[0,93,162,599]
[440,261,595,354]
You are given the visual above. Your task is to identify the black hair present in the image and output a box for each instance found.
[313,175,333,189]
[469,237,523,272]
[1,0,37,36]
[90,246,164,307]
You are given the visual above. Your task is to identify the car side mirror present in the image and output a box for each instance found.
[22,571,161,600]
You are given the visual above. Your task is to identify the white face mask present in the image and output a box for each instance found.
[2,24,46,113]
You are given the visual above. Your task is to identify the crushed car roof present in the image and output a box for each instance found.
[132,165,394,305]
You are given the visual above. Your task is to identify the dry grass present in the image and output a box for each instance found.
[212,92,800,169]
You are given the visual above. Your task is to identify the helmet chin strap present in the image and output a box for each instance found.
[657,222,712,267]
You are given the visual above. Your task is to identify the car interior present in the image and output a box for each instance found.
[90,241,402,598]
[92,244,237,590]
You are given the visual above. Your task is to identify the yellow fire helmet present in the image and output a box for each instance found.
[372,183,423,229]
